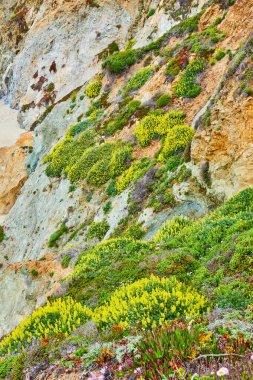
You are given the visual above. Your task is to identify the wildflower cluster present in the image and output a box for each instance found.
[134,109,186,147]
[93,275,207,330]
[0,298,92,355]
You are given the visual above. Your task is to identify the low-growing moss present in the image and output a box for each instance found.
[48,225,69,248]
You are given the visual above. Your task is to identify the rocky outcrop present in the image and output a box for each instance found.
[0,132,33,216]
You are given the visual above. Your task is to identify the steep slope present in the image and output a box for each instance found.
[0,0,252,379]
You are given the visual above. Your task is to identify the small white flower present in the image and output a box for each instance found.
[217,367,229,377]
[250,354,253,360]
[134,367,142,374]
[191,373,199,380]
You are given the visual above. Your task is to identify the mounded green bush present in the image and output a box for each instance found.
[86,159,112,186]
[0,226,4,243]
[159,124,194,159]
[116,158,151,192]
[173,58,206,98]
[103,50,137,73]
[156,93,172,107]
[68,143,114,183]
[154,216,193,243]
[85,81,102,98]
[109,146,133,178]
[104,100,141,135]
[134,110,186,147]
[134,114,161,147]
[124,66,153,93]
[87,220,110,240]
[48,224,69,248]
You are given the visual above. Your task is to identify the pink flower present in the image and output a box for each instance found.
[217,367,229,377]
[118,364,124,371]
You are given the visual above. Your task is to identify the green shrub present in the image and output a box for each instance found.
[116,158,151,192]
[104,100,141,135]
[155,110,186,136]
[68,143,114,183]
[147,8,155,18]
[85,81,102,98]
[121,222,146,240]
[134,114,161,147]
[93,275,207,330]
[0,356,15,378]
[156,93,172,107]
[214,282,251,309]
[87,159,112,187]
[0,226,4,242]
[159,125,194,159]
[31,269,39,277]
[103,50,137,73]
[109,146,132,177]
[124,66,153,93]
[61,254,71,268]
[103,201,112,214]
[166,57,182,76]
[87,220,110,240]
[173,58,206,98]
[215,50,226,61]
[65,120,92,138]
[106,179,118,197]
[45,130,96,178]
[48,225,69,248]
[134,110,186,147]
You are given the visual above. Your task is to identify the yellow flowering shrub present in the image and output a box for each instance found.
[153,216,193,243]
[85,81,102,98]
[0,298,92,355]
[159,124,194,160]
[134,110,186,147]
[116,158,151,192]
[93,275,207,330]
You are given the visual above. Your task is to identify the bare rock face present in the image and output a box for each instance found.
[0,132,33,216]
[192,95,253,199]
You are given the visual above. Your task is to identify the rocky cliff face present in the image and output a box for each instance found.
[0,0,252,349]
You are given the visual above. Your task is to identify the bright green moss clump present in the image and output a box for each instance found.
[93,275,207,330]
[85,81,102,98]
[124,66,153,93]
[173,58,206,98]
